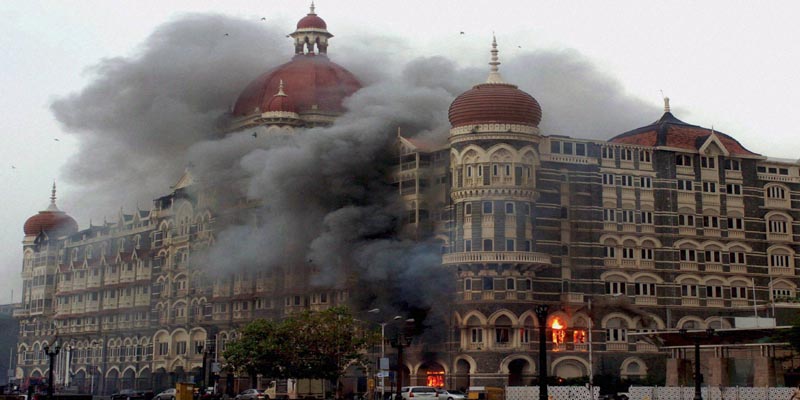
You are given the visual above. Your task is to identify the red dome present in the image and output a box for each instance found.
[448,83,542,128]
[24,211,78,236]
[266,95,295,112]
[297,14,327,30]
[232,55,361,117]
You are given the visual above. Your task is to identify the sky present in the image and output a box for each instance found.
[1,0,800,303]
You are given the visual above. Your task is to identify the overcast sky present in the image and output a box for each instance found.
[1,0,799,303]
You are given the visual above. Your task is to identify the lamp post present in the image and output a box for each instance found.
[390,319,414,400]
[533,305,549,400]
[679,328,715,400]
[43,340,61,400]
[196,342,212,393]
[366,309,404,400]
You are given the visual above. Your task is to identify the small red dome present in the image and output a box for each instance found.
[297,13,327,30]
[266,91,296,112]
[24,211,78,236]
[448,83,542,128]
[233,55,361,117]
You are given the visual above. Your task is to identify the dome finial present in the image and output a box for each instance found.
[276,79,287,97]
[310,1,316,15]
[663,96,671,113]
[46,181,60,211]
[486,34,505,84]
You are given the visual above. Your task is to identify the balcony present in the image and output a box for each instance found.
[621,187,636,201]
[705,263,723,272]
[677,165,694,176]
[703,228,721,237]
[681,298,699,306]
[730,264,747,273]
[731,299,749,308]
[640,260,655,269]
[728,230,745,239]
[706,299,724,308]
[621,259,636,268]
[726,170,743,180]
[640,188,654,202]
[771,266,793,276]
[680,262,698,271]
[766,197,792,209]
[561,293,584,304]
[635,342,658,353]
[605,342,628,352]
[634,296,657,306]
[727,196,744,209]
[604,258,618,267]
[603,222,617,231]
[621,223,636,232]
[677,191,695,206]
[442,251,550,265]
[702,193,720,206]
[768,232,792,242]
[602,187,616,200]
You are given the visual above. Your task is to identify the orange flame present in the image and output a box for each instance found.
[551,319,564,330]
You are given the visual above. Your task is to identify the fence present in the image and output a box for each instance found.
[506,386,796,400]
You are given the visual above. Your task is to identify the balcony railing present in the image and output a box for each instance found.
[442,251,550,265]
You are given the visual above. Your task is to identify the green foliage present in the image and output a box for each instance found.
[223,307,374,382]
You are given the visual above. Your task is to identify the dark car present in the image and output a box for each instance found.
[111,389,153,400]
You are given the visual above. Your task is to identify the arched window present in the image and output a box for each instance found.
[493,315,512,346]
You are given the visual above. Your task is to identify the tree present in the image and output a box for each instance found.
[223,319,285,381]
[223,307,376,391]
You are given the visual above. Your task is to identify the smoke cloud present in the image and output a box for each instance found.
[51,13,657,315]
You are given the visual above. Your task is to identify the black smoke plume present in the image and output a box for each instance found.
[51,13,657,316]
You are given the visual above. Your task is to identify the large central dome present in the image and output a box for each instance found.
[231,4,361,128]
[232,55,361,117]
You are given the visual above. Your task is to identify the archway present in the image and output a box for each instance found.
[137,368,151,391]
[106,369,120,395]
[508,359,531,386]
[121,368,136,390]
[417,362,446,388]
[74,370,86,392]
[190,367,202,386]
[552,357,589,380]
[154,368,168,392]
[454,359,471,392]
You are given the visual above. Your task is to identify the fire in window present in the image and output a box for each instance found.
[573,330,587,344]
[551,318,566,351]
[426,371,444,388]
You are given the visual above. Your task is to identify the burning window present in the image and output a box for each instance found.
[551,318,566,351]
[426,371,444,388]
[573,330,586,344]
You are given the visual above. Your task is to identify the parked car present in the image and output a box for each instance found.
[111,389,153,400]
[400,387,437,400]
[435,389,465,400]
[155,388,177,400]
[235,389,266,400]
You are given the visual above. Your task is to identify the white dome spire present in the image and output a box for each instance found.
[486,34,505,84]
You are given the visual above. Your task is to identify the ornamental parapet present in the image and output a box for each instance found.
[450,187,537,201]
[442,251,550,265]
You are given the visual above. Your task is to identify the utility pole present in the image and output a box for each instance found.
[534,305,549,400]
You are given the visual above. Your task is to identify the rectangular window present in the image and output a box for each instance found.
[464,279,472,291]
[464,203,472,215]
[677,180,694,191]
[680,249,697,262]
[464,240,472,252]
[620,175,634,187]
[635,283,656,296]
[676,154,693,166]
[620,148,633,161]
[483,201,493,214]
[725,159,741,171]
[506,239,515,251]
[603,209,616,222]
[640,176,652,188]
[729,251,746,264]
[483,239,493,251]
[524,240,532,252]
[604,246,616,258]
[505,202,515,214]
[495,328,510,343]
[606,281,626,295]
[621,210,635,223]
[682,284,699,297]
[602,173,615,185]
[470,328,483,343]
[702,182,717,193]
[706,285,724,298]
[639,150,651,163]
[563,142,573,154]
[729,217,744,230]
[731,287,748,299]
[703,215,720,228]
[602,147,614,159]
[176,341,187,355]
[641,211,653,225]
[506,278,515,290]
[482,277,494,291]
[704,250,722,263]
[701,156,716,169]
[575,143,586,156]
[679,214,695,227]
[551,141,561,154]
[641,248,654,260]
[726,183,742,195]
[622,247,635,259]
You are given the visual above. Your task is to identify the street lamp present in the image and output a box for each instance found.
[390,319,415,400]
[679,328,715,400]
[196,341,213,393]
[43,339,61,400]
[366,309,405,400]
[533,305,549,400]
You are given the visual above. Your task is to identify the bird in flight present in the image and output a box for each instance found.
[224,33,230,36]
[252,132,258,138]
[11,165,16,169]
[459,31,465,35]
[261,17,266,21]
[54,138,60,141]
